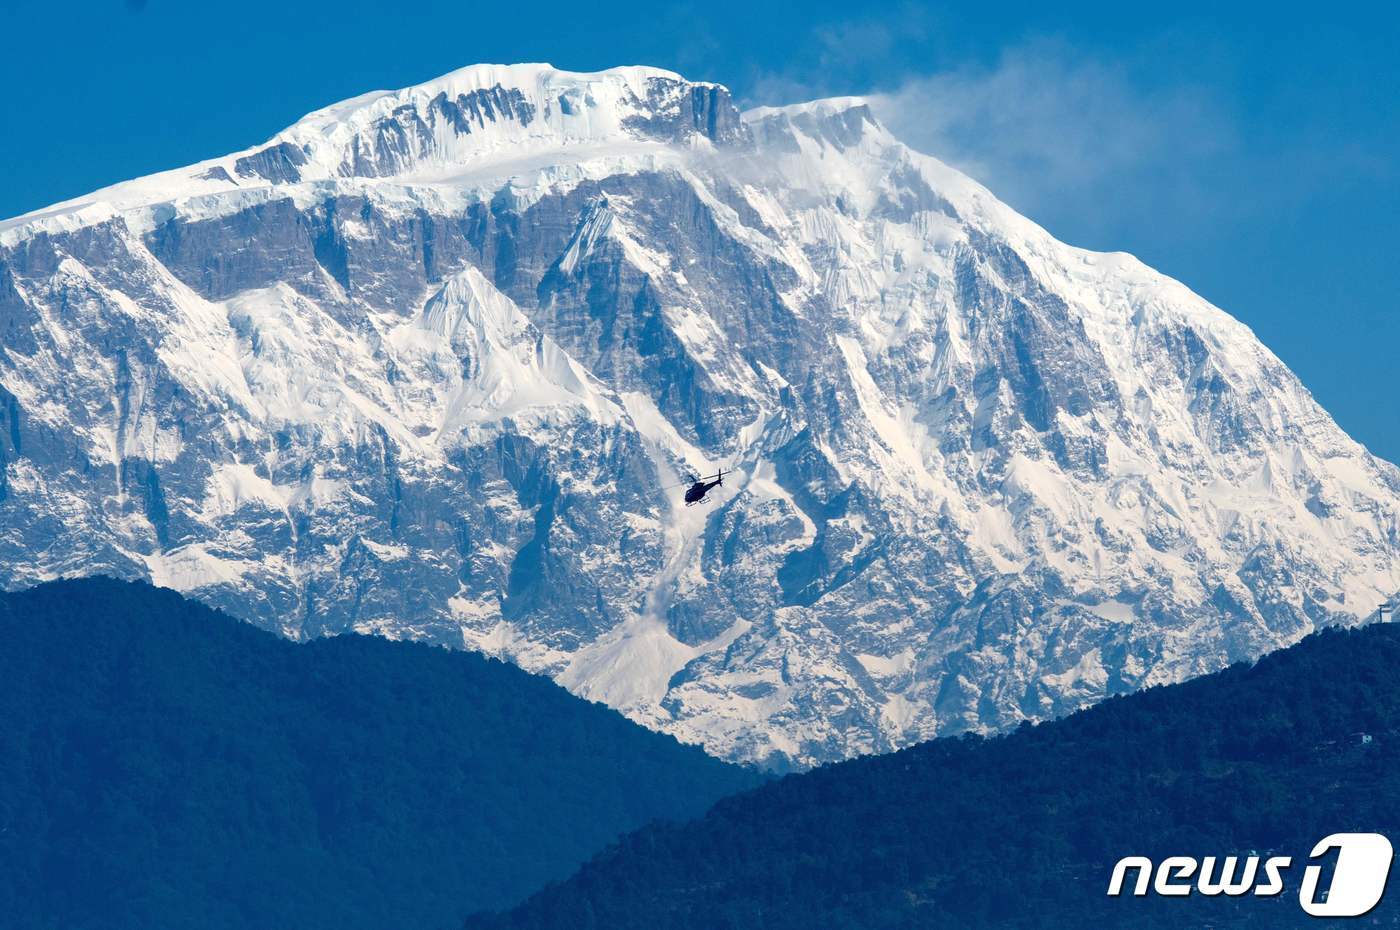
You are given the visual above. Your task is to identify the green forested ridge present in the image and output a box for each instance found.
[0,577,760,930]
[468,623,1400,929]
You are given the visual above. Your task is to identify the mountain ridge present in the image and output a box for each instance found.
[465,619,1400,929]
[0,63,746,247]
[0,576,760,930]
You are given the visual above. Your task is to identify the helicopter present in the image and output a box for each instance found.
[668,469,728,506]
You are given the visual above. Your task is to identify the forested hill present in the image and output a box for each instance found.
[0,578,760,930]
[468,622,1400,929]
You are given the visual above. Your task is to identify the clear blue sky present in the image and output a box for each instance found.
[2,1,1397,460]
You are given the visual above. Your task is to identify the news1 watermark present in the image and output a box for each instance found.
[1108,833,1394,918]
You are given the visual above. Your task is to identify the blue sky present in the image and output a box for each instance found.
[2,1,1397,459]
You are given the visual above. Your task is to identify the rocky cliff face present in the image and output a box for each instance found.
[2,64,1397,768]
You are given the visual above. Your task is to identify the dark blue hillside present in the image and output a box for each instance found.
[0,577,760,930]
[468,622,1400,929]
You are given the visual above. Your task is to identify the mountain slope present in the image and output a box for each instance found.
[466,622,1400,929]
[1,64,1398,766]
[0,578,760,930]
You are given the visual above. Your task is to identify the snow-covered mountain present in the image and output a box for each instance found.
[2,64,1397,768]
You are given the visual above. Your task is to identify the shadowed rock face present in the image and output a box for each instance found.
[341,86,539,178]
[621,78,749,147]
[234,141,309,184]
[1,64,1398,768]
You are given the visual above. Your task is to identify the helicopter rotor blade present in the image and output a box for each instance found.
[658,466,731,491]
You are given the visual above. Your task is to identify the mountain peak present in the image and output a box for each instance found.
[0,63,747,244]
[290,62,726,138]
[239,62,748,185]
[744,95,876,122]
[743,96,888,151]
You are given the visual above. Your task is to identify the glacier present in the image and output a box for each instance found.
[1,63,1398,768]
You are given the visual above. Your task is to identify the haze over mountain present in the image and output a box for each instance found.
[1,63,1397,767]
[0,578,758,930]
